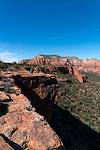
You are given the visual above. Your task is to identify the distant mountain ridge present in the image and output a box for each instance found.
[18,55,100,74]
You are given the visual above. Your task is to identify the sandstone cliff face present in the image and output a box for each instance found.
[13,74,58,122]
[71,67,87,83]
[19,55,100,74]
[0,72,64,150]
[27,55,71,67]
[19,55,86,83]
[68,58,100,74]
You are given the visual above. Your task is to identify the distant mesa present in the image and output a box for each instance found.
[18,55,89,83]
[18,54,100,75]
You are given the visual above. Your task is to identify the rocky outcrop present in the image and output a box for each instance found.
[71,67,87,83]
[68,58,100,74]
[0,73,64,149]
[27,55,70,67]
[13,74,58,121]
[19,55,100,74]
[19,55,87,83]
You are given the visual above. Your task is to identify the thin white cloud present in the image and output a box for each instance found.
[0,51,20,63]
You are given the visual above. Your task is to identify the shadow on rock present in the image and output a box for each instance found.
[50,105,100,150]
[0,102,8,117]
[0,134,23,150]
[13,76,100,150]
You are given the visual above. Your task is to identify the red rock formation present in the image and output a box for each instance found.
[72,68,86,83]
[18,68,31,76]
[13,74,58,121]
[0,91,9,101]
[19,55,100,74]
[0,73,64,149]
[69,58,100,74]
[18,55,88,83]
[0,136,13,150]
[27,55,69,66]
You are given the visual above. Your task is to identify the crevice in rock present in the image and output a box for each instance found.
[13,75,58,122]
[0,102,8,117]
[5,94,13,102]
[0,134,23,150]
[13,75,100,150]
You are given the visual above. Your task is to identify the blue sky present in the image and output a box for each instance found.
[0,0,100,62]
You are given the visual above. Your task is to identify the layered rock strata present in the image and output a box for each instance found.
[0,73,64,150]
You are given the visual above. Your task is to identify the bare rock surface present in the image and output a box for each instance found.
[0,136,13,150]
[0,72,64,150]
